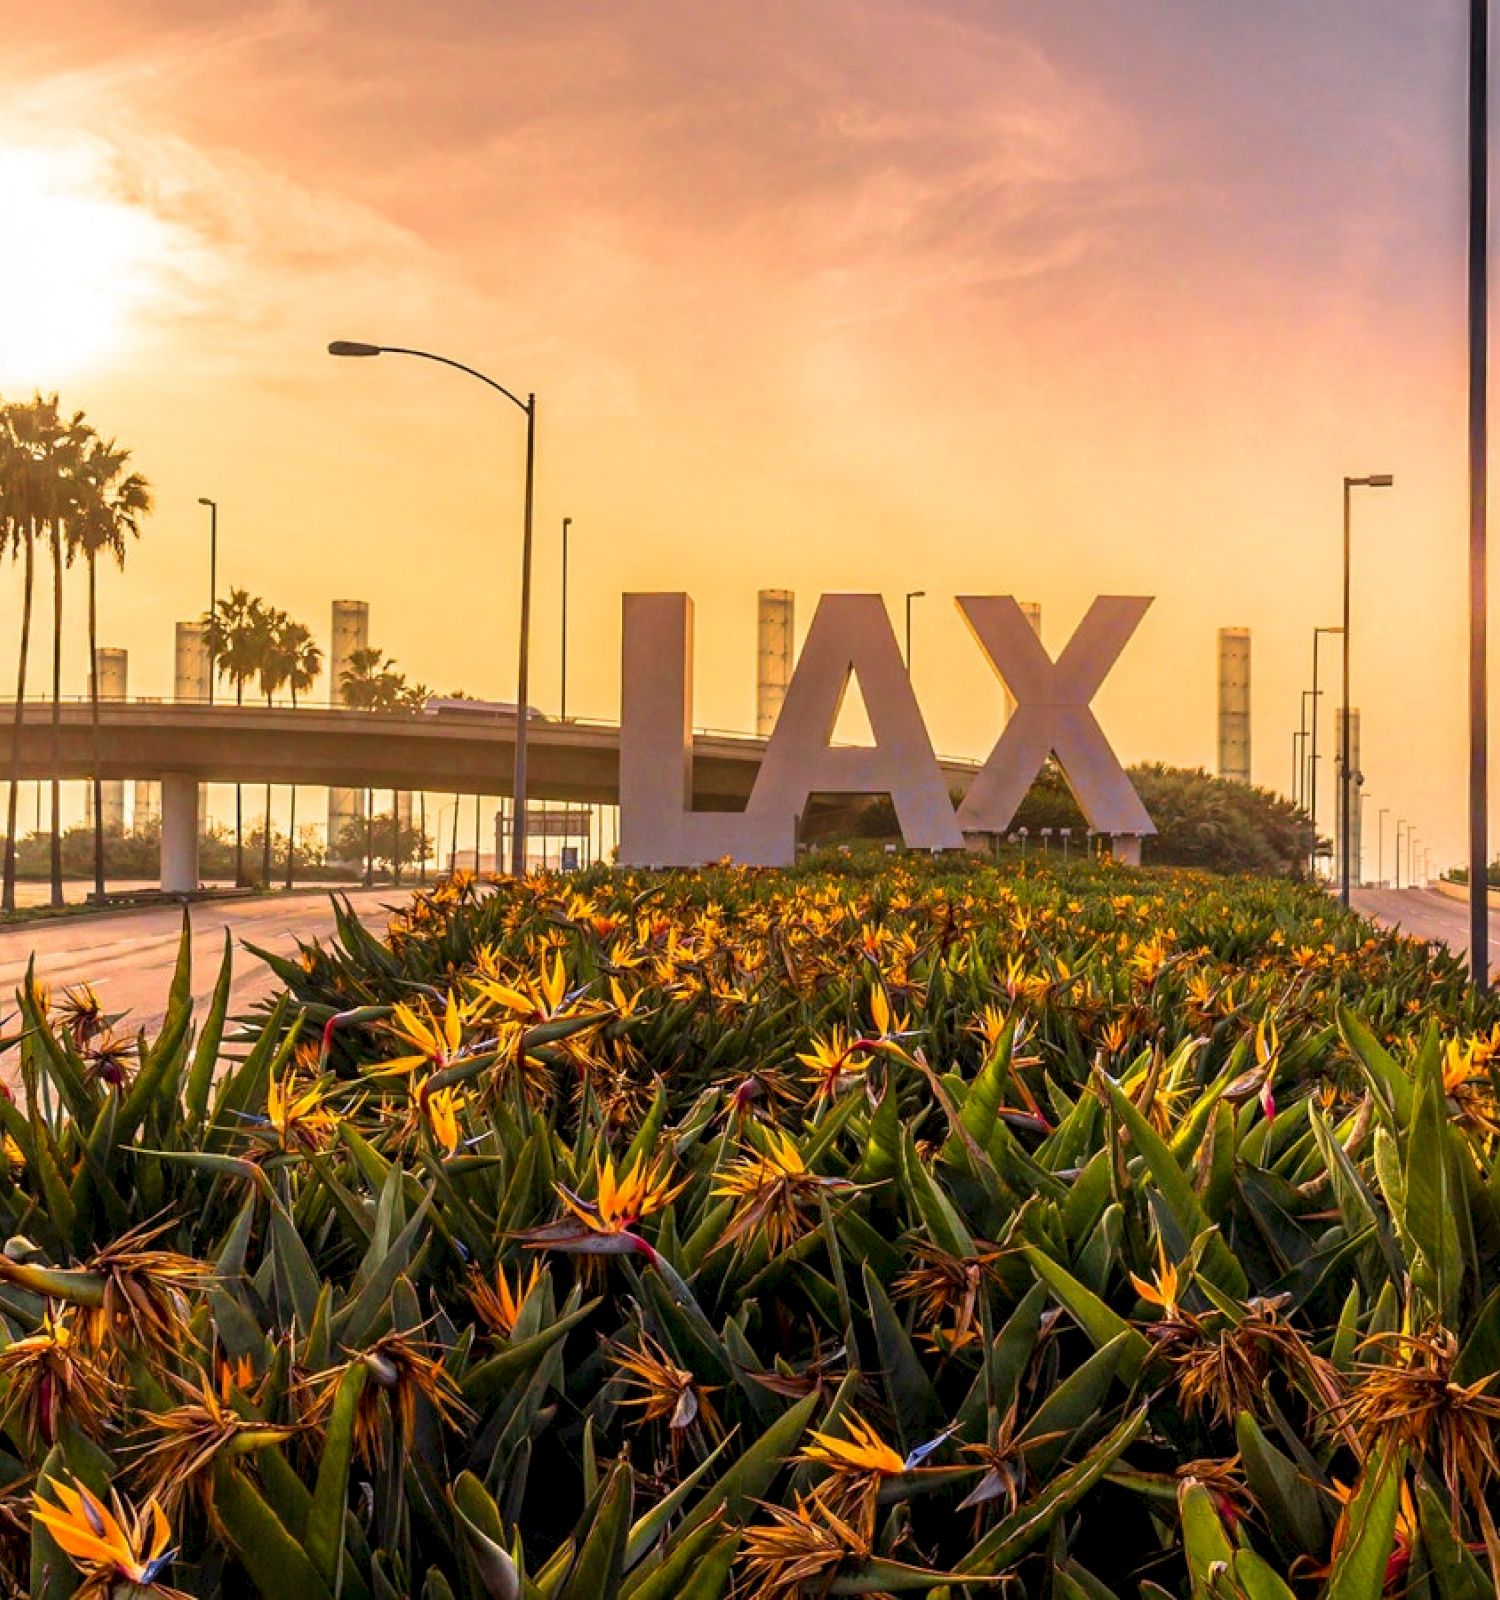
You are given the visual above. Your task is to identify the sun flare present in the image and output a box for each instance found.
[0,141,185,387]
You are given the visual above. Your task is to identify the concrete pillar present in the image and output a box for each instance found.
[1111,834,1143,867]
[1217,627,1251,783]
[756,590,795,737]
[1003,602,1042,724]
[328,600,369,857]
[175,622,211,702]
[160,774,200,893]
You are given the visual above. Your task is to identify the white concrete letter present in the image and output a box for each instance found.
[744,594,963,855]
[618,594,783,866]
[955,596,1154,837]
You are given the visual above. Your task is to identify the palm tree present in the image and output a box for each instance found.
[255,606,292,888]
[204,589,268,886]
[74,435,150,900]
[0,399,35,913]
[279,620,322,889]
[33,400,88,909]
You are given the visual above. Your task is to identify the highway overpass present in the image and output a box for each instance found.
[0,700,982,888]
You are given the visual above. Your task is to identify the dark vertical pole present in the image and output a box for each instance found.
[1310,640,1322,876]
[204,499,217,706]
[1340,481,1353,906]
[561,515,571,720]
[1472,0,1491,987]
[511,398,536,877]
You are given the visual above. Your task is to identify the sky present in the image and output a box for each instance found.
[0,0,1480,870]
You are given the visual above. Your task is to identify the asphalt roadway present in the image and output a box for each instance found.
[0,881,1488,1063]
[1351,885,1500,978]
[0,887,397,1039]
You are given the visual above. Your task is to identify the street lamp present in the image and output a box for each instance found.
[197,497,217,705]
[1378,806,1389,887]
[1395,819,1406,890]
[1340,474,1394,906]
[329,340,536,877]
[904,591,925,672]
[1296,687,1318,808]
[1469,0,1490,988]
[560,515,572,721]
[1310,628,1341,876]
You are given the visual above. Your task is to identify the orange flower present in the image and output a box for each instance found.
[32,1476,181,1594]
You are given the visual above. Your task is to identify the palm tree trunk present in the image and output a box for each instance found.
[234,679,244,886]
[88,555,105,899]
[262,691,273,887]
[364,788,374,887]
[450,792,460,875]
[392,789,402,886]
[419,791,427,885]
[285,687,297,891]
[3,524,36,913]
[48,529,63,909]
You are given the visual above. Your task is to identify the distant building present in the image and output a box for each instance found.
[1217,627,1251,783]
[327,600,369,855]
[82,648,127,832]
[756,590,794,737]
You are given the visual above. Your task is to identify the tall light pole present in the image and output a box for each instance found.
[904,591,925,672]
[329,341,536,877]
[1340,474,1393,907]
[197,497,217,705]
[1378,806,1389,887]
[560,515,572,721]
[1310,628,1341,876]
[1395,818,1406,890]
[1470,0,1490,987]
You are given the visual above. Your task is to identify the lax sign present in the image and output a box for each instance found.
[619,592,1154,867]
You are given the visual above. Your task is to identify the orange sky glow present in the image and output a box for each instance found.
[0,2,1480,864]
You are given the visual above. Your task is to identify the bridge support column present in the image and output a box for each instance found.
[161,775,200,894]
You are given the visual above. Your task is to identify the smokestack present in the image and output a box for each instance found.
[1217,627,1251,783]
[328,600,370,858]
[174,622,210,702]
[84,648,127,834]
[756,590,794,737]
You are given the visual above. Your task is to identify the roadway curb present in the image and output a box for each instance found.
[1433,878,1500,910]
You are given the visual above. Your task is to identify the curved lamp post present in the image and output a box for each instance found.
[329,341,536,877]
[904,591,925,672]
[1340,475,1394,907]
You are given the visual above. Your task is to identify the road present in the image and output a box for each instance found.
[1351,886,1500,978]
[0,888,399,1037]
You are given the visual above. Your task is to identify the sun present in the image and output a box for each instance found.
[0,141,185,388]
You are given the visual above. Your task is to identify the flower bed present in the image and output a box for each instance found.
[0,856,1496,1598]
